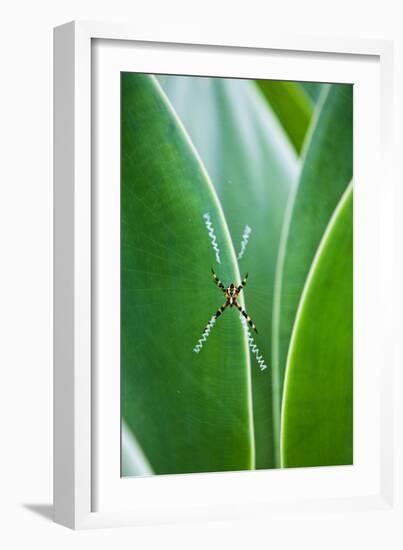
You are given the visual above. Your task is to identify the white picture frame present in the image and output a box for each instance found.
[54,20,397,530]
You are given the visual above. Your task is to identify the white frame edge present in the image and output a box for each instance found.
[54,21,92,529]
[54,20,395,529]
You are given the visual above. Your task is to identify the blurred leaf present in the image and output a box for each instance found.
[281,186,353,467]
[160,75,298,468]
[255,80,314,153]
[122,421,153,476]
[272,84,353,463]
[122,73,254,475]
[300,82,324,103]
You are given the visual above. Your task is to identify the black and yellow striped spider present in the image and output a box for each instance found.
[210,268,258,333]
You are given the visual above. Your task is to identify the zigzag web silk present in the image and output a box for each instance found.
[193,214,268,371]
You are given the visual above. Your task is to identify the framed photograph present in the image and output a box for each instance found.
[54,21,396,529]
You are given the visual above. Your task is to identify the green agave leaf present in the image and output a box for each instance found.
[281,185,353,467]
[272,84,353,463]
[160,75,298,468]
[299,82,324,103]
[122,421,153,476]
[255,80,314,153]
[122,73,254,475]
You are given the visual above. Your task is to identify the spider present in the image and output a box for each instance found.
[209,268,258,333]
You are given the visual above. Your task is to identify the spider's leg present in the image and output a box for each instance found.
[213,301,229,321]
[198,301,228,338]
[237,273,248,293]
[234,300,258,333]
[211,268,226,294]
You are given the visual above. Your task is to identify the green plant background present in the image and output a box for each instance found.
[121,73,353,475]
